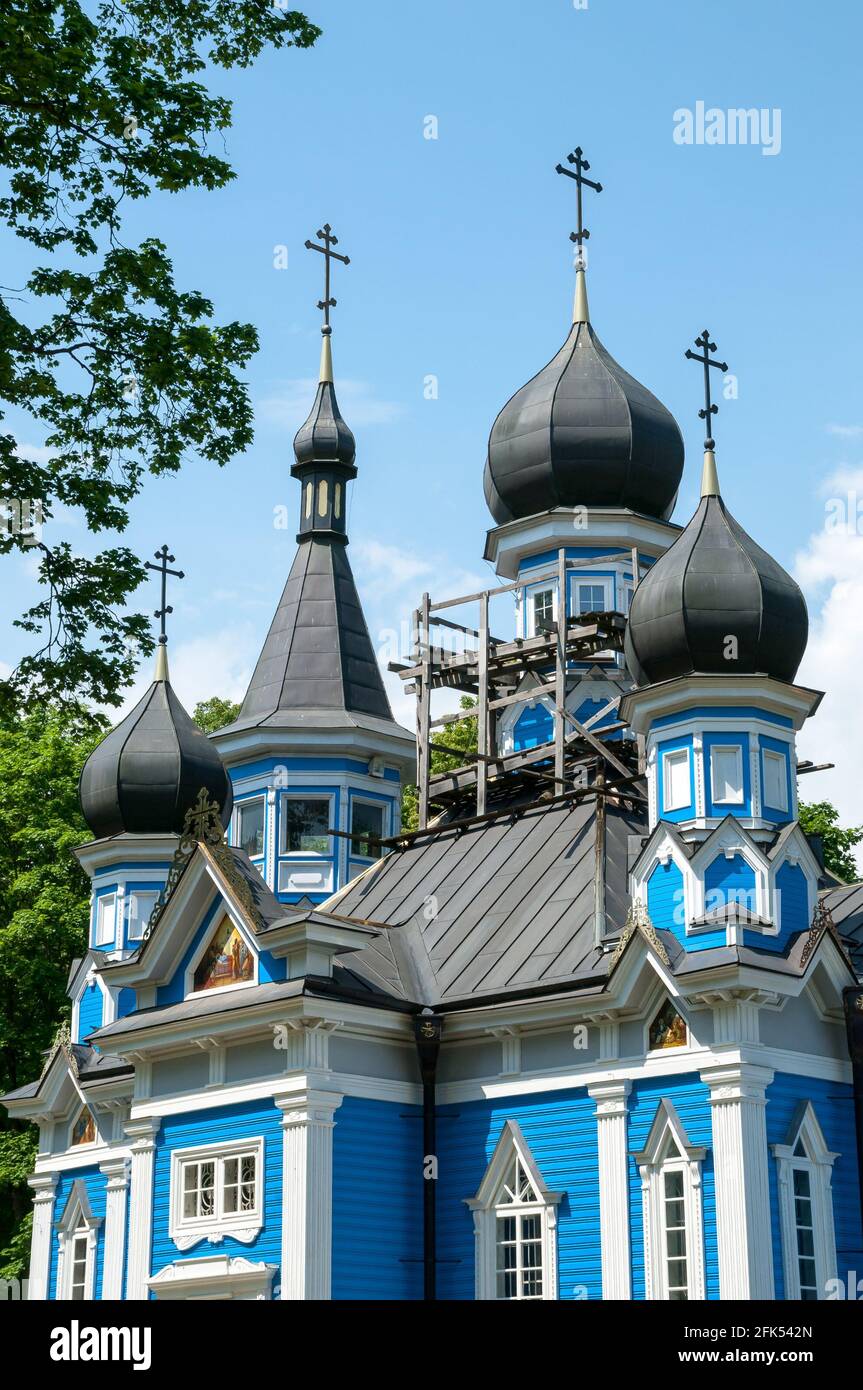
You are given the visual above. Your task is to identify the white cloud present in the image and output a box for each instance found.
[258,378,405,430]
[827,424,863,438]
[116,625,258,720]
[794,468,863,865]
[14,441,55,464]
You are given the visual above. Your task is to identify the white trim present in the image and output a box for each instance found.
[466,1120,561,1301]
[169,1135,265,1250]
[635,1099,707,1301]
[709,744,745,806]
[99,1158,130,1300]
[588,1081,631,1298]
[276,1091,342,1300]
[95,891,117,947]
[662,747,691,813]
[125,1117,160,1300]
[27,1172,58,1300]
[232,793,267,861]
[149,1254,278,1300]
[772,1101,838,1301]
[701,1063,775,1299]
[278,790,334,857]
[55,1179,102,1301]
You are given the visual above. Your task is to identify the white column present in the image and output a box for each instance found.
[27,1172,58,1300]
[124,1117,160,1300]
[588,1080,632,1299]
[701,1063,775,1299]
[99,1158,130,1300]
[276,1091,342,1300]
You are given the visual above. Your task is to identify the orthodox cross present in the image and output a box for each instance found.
[145,544,184,645]
[304,224,351,329]
[684,330,728,448]
[556,146,602,263]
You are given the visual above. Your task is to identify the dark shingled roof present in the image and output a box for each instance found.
[233,536,395,727]
[332,795,648,1006]
[625,492,809,687]
[823,881,863,978]
[484,320,684,526]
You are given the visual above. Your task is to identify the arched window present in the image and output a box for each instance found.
[466,1120,560,1300]
[56,1180,101,1300]
[635,1099,707,1300]
[772,1101,838,1300]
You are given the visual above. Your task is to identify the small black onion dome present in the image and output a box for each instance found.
[484,313,684,525]
[292,332,356,473]
[625,469,809,687]
[79,656,233,838]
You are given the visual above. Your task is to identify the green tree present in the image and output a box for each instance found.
[401,696,478,830]
[0,1,320,716]
[0,701,107,1276]
[193,695,240,733]
[798,800,863,884]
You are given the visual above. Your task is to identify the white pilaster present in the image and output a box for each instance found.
[99,1158,130,1300]
[276,1090,342,1300]
[125,1117,160,1300]
[588,1080,632,1299]
[27,1172,58,1300]
[701,1063,775,1299]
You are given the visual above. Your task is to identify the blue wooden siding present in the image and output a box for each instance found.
[765,1073,863,1299]
[331,1097,423,1300]
[435,1089,602,1300]
[647,859,686,946]
[513,702,553,750]
[151,1100,284,1296]
[704,853,756,913]
[628,1074,719,1300]
[49,1166,107,1299]
[77,982,104,1044]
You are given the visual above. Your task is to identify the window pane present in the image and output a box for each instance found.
[532,589,555,631]
[577,583,605,615]
[712,747,744,804]
[351,801,385,859]
[96,893,116,945]
[126,890,158,941]
[664,750,690,811]
[237,800,265,857]
[283,799,330,854]
[763,750,787,810]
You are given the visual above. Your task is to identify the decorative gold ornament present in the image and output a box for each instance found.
[143,789,256,941]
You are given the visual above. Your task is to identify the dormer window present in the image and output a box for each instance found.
[125,889,158,943]
[530,587,556,636]
[95,892,116,947]
[192,913,254,993]
[236,796,266,859]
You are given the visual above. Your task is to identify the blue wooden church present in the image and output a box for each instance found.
[5,161,863,1303]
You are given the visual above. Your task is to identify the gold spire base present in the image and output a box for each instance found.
[154,642,169,682]
[701,449,720,498]
[319,331,333,384]
[573,266,590,325]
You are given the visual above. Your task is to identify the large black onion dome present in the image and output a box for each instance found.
[484,294,684,524]
[292,331,356,472]
[625,462,808,687]
[79,655,233,838]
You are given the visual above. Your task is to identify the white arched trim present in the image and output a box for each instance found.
[772,1101,838,1301]
[635,1098,707,1301]
[465,1120,561,1301]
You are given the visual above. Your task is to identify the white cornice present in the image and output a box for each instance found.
[620,674,823,736]
[484,508,681,578]
[74,834,178,877]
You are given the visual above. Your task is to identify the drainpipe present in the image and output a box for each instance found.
[414,1008,443,1301]
[843,986,863,1226]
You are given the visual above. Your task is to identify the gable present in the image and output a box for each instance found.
[156,891,285,1008]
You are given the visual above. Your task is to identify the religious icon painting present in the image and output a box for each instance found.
[649,999,688,1051]
[193,914,254,993]
[71,1108,96,1146]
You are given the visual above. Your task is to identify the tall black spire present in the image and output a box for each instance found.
[233,228,396,727]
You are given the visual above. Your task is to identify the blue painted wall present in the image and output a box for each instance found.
[765,1073,863,1299]
[49,1166,107,1299]
[435,1089,602,1301]
[513,702,553,751]
[704,853,756,914]
[76,982,104,1045]
[647,859,687,946]
[332,1097,423,1300]
[151,1099,284,1296]
[773,861,811,953]
[628,1073,719,1300]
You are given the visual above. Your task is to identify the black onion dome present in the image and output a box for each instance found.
[292,355,356,472]
[484,318,685,524]
[79,671,233,838]
[625,489,808,687]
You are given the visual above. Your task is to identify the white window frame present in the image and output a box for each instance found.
[234,795,266,860]
[349,796,388,861]
[124,888,159,943]
[709,743,745,806]
[525,583,558,637]
[762,748,789,812]
[772,1102,838,1301]
[466,1120,560,1301]
[169,1136,265,1251]
[572,575,613,618]
[636,1099,706,1301]
[662,748,691,813]
[279,792,334,857]
[95,891,117,947]
[56,1180,101,1301]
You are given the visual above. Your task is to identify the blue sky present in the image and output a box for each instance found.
[2,0,862,823]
